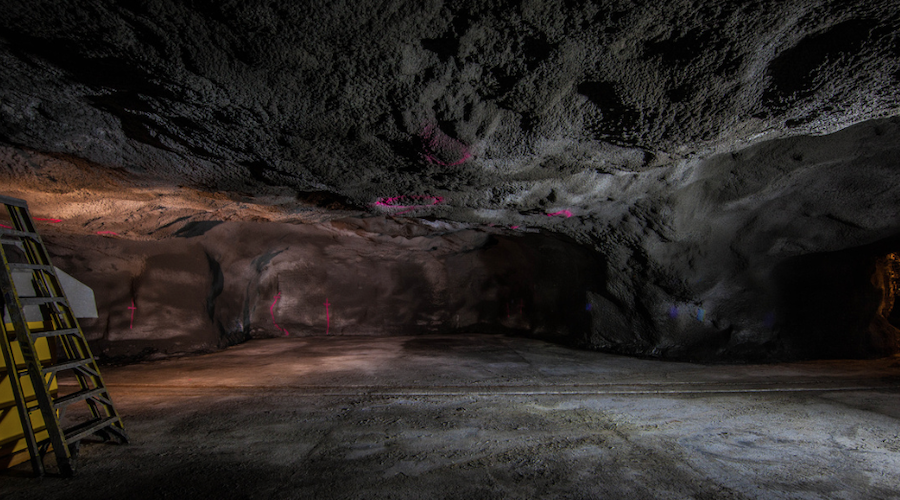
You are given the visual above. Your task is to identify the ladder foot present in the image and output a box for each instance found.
[57,459,75,478]
[68,440,81,458]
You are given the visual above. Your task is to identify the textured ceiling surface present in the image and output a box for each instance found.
[1,0,899,227]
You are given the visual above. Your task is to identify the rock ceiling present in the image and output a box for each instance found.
[1,0,898,234]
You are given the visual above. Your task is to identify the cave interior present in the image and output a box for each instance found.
[1,1,900,498]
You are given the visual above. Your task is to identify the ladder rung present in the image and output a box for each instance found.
[64,416,119,444]
[54,387,107,409]
[0,228,38,239]
[8,263,54,272]
[31,327,80,339]
[43,357,94,374]
[18,296,67,306]
[0,238,18,245]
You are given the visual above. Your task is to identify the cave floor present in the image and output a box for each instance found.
[2,334,900,500]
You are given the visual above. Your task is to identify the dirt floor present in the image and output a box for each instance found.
[2,334,900,499]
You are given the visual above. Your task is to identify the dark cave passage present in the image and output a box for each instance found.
[772,238,900,359]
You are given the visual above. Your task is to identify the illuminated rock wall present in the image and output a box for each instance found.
[47,219,603,361]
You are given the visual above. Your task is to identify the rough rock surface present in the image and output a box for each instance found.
[2,1,900,360]
[46,219,602,361]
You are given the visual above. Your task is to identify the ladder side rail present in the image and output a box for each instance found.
[0,303,44,475]
[8,206,37,245]
[0,254,71,474]
[4,204,80,474]
[2,207,48,475]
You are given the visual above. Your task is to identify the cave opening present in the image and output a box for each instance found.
[772,238,900,359]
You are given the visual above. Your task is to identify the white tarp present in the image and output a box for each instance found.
[2,267,97,323]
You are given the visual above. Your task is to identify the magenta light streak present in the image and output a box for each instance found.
[324,298,331,335]
[374,195,444,215]
[546,210,573,218]
[34,217,62,223]
[421,123,472,166]
[0,223,11,229]
[270,293,289,336]
[128,299,136,329]
[425,150,472,166]
[96,231,119,236]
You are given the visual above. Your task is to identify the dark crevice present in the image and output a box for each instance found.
[522,35,557,70]
[764,19,873,105]
[87,92,222,158]
[205,252,224,322]
[150,215,193,235]
[772,236,900,359]
[577,81,639,140]
[173,220,225,238]
[644,28,715,63]
[295,191,364,211]
[421,36,458,62]
[2,31,174,97]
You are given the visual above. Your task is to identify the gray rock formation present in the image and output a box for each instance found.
[2,0,899,360]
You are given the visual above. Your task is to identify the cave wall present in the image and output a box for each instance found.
[2,2,900,361]
[629,118,900,360]
[14,116,899,362]
[45,218,604,361]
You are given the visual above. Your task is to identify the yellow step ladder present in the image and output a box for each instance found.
[0,194,127,476]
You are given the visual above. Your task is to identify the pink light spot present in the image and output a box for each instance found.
[0,223,11,229]
[96,231,119,236]
[127,299,137,329]
[34,217,62,223]
[270,293,289,336]
[374,195,444,216]
[546,210,573,218]
[324,298,331,335]
[420,123,472,166]
[510,225,520,230]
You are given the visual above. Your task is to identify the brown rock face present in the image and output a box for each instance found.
[2,1,900,360]
[46,219,603,361]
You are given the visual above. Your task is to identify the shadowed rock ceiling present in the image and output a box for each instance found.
[2,0,900,361]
